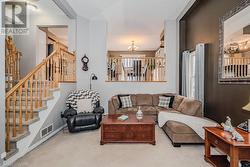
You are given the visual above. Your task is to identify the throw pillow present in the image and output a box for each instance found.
[77,99,93,113]
[117,94,129,108]
[119,95,133,108]
[158,96,171,108]
[163,95,175,108]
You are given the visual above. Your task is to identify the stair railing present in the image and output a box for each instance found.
[5,48,76,152]
[5,36,21,91]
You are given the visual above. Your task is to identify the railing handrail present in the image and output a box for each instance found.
[60,48,75,56]
[108,56,165,60]
[6,50,57,98]
[224,57,250,59]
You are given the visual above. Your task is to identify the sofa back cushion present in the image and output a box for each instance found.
[172,95,185,110]
[130,94,137,106]
[111,96,120,110]
[177,98,201,116]
[136,94,153,106]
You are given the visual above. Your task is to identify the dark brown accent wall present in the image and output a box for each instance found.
[180,0,250,125]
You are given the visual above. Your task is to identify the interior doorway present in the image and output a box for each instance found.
[37,26,69,80]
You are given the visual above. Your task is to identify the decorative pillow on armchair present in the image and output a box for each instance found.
[77,99,94,113]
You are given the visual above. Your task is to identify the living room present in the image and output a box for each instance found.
[0,0,250,167]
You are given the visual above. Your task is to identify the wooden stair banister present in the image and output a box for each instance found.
[5,36,22,91]
[5,48,76,153]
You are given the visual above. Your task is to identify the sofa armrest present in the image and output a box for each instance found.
[93,106,104,114]
[108,100,116,115]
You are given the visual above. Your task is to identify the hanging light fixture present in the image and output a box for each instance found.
[128,41,138,52]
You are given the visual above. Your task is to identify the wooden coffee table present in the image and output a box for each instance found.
[100,114,155,145]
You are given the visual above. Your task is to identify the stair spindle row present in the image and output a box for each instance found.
[5,48,76,153]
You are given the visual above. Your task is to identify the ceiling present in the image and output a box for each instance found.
[66,0,191,51]
[48,27,68,46]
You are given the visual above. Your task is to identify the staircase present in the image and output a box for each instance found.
[4,46,76,161]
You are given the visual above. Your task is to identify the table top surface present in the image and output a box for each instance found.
[204,127,250,147]
[102,114,155,125]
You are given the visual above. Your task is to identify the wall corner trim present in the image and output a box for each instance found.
[177,0,196,21]
[52,0,77,19]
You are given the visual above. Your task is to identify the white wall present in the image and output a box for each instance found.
[0,3,6,164]
[36,29,47,65]
[165,20,179,92]
[76,16,90,89]
[14,0,76,77]
[76,18,179,112]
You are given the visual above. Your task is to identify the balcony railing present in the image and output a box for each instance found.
[223,57,250,78]
[107,56,166,82]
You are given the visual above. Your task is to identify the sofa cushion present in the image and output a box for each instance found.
[156,107,181,114]
[172,95,185,110]
[74,113,97,126]
[136,94,153,106]
[166,121,196,134]
[130,94,137,106]
[140,106,157,115]
[116,107,138,114]
[177,98,201,116]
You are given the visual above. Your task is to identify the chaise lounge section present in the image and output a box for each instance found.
[108,94,204,146]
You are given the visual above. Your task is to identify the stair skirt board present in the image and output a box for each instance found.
[4,90,61,163]
[3,125,66,166]
[4,83,76,166]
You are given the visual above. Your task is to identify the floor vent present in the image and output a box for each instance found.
[40,124,53,138]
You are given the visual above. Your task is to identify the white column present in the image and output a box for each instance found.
[164,20,178,93]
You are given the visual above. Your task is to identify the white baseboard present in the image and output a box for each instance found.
[3,125,66,167]
[27,124,66,153]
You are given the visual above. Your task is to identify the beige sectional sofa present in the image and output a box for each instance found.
[108,93,204,147]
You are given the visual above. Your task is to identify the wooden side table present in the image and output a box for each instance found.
[204,127,250,167]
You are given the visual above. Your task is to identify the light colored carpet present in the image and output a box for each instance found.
[11,127,212,167]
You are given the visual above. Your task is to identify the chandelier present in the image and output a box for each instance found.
[128,41,138,52]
